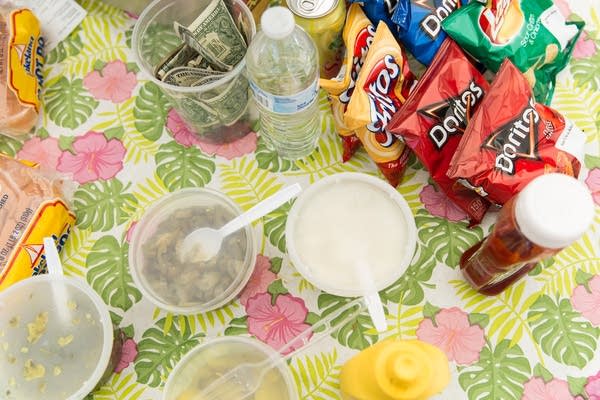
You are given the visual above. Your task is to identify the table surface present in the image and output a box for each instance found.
[6,0,600,398]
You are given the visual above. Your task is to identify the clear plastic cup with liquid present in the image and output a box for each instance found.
[132,0,257,144]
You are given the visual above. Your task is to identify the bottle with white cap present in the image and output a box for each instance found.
[245,6,320,159]
[460,173,594,295]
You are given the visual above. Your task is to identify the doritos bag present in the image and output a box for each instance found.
[344,21,415,187]
[442,0,584,104]
[320,4,376,162]
[447,60,585,205]
[349,0,398,31]
[391,0,468,66]
[387,39,490,223]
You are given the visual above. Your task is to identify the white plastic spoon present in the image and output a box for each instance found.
[354,259,388,333]
[43,237,70,324]
[180,183,302,263]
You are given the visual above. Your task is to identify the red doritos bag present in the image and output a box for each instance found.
[387,39,490,223]
[447,60,585,205]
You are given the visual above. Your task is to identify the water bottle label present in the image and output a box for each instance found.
[250,80,319,114]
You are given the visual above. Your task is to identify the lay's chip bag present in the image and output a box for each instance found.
[344,21,415,187]
[442,0,584,104]
[391,0,468,66]
[320,4,376,162]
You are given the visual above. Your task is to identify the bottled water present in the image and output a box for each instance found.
[246,6,320,159]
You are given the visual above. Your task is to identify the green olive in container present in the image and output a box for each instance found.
[128,188,258,314]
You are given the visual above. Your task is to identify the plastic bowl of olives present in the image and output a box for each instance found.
[128,188,257,314]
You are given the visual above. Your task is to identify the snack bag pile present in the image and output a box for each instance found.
[447,60,584,205]
[343,21,415,187]
[442,0,583,104]
[387,40,490,223]
[0,155,75,290]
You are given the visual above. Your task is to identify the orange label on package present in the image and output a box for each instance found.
[0,200,74,290]
[8,9,44,112]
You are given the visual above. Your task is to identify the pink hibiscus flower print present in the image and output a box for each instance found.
[166,108,203,147]
[416,307,485,365]
[522,377,575,400]
[17,136,61,170]
[554,0,571,18]
[83,60,137,103]
[196,131,257,160]
[585,370,600,400]
[239,255,277,306]
[571,275,600,325]
[420,184,468,222]
[246,292,311,354]
[57,131,126,184]
[573,32,598,59]
[114,338,138,373]
[585,169,600,206]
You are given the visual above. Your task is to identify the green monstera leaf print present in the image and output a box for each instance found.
[459,340,531,400]
[155,141,216,191]
[571,52,600,91]
[0,135,23,157]
[379,245,435,306]
[318,294,378,350]
[44,76,99,129]
[138,23,181,67]
[263,200,294,253]
[74,179,138,231]
[46,26,84,65]
[528,295,600,368]
[86,236,142,312]
[135,317,204,387]
[255,136,298,173]
[415,209,484,268]
[134,82,171,141]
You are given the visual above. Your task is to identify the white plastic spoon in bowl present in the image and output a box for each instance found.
[180,183,302,263]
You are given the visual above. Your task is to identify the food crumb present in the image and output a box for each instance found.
[8,377,16,387]
[53,366,62,376]
[23,359,45,381]
[72,318,81,325]
[39,382,47,393]
[9,316,19,328]
[57,335,74,347]
[7,355,16,364]
[67,300,77,311]
[2,342,8,351]
[0,330,5,337]
[85,313,92,320]
[20,347,28,354]
[27,312,49,344]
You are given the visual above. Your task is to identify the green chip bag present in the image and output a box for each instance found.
[442,0,584,104]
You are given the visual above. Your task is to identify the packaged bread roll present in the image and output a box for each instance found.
[0,154,75,290]
[0,1,44,136]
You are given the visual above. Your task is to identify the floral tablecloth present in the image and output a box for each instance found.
[4,0,600,398]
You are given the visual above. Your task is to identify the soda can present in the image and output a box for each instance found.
[287,0,346,79]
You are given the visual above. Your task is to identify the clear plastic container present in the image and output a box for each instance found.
[163,336,298,400]
[246,6,320,159]
[128,188,257,314]
[0,275,115,400]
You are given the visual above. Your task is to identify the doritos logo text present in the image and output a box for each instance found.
[365,54,402,146]
[418,80,484,149]
[419,0,463,39]
[484,98,540,175]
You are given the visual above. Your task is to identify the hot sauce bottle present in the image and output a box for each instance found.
[460,173,594,295]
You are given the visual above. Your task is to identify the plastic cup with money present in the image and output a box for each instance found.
[132,0,257,144]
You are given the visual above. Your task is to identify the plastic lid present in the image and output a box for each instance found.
[261,7,295,39]
[515,173,594,249]
[0,275,113,400]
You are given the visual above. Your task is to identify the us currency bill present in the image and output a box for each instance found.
[162,66,224,86]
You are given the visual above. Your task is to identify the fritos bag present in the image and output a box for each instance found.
[387,39,490,223]
[0,2,44,136]
[0,155,75,290]
[442,0,583,104]
[447,60,585,205]
[320,4,376,162]
[344,21,414,187]
[391,0,468,66]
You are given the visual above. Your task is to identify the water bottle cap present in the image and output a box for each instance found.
[261,7,295,39]
[515,173,594,249]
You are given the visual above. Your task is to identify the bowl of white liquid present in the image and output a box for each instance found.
[286,173,417,297]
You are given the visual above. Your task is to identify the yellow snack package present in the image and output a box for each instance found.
[344,21,415,187]
[319,4,376,162]
[0,155,75,290]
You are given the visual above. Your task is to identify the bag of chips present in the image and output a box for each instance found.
[387,39,490,223]
[344,21,414,187]
[447,60,585,205]
[320,4,376,162]
[0,154,75,290]
[442,0,583,104]
[391,0,468,66]
[348,0,398,32]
